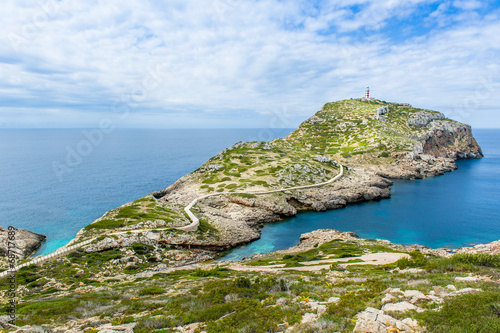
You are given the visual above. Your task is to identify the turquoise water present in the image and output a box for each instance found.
[222,129,500,260]
[0,128,291,255]
[0,128,498,259]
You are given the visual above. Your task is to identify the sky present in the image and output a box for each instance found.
[0,0,499,129]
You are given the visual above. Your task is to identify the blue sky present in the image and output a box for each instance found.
[1,0,499,128]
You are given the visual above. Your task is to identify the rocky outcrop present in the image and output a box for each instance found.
[407,110,445,127]
[407,119,483,159]
[354,307,424,332]
[0,227,46,259]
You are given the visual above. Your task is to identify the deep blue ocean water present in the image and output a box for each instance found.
[0,128,498,259]
[0,128,291,255]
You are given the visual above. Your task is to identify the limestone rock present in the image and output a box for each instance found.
[301,312,317,324]
[354,307,423,332]
[382,301,418,312]
[0,227,46,259]
[95,323,136,333]
[407,111,445,127]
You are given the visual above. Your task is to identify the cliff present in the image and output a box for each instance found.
[71,99,482,255]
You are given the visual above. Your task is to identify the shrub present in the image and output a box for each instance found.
[132,243,155,255]
[415,292,500,332]
[396,250,427,269]
[450,253,500,268]
[234,277,251,288]
[138,286,166,296]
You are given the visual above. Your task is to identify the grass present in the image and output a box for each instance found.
[84,219,124,230]
[415,291,500,332]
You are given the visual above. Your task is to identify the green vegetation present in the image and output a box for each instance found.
[415,292,500,332]
[1,238,498,332]
[16,99,487,331]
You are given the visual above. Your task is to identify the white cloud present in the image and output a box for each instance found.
[0,0,499,128]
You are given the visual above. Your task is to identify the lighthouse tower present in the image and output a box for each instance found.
[365,87,370,99]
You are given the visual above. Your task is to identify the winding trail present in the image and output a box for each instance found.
[0,165,343,278]
[179,164,344,231]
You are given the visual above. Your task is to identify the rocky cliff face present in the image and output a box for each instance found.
[419,120,483,159]
[0,227,46,259]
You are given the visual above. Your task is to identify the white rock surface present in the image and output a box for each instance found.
[354,307,423,332]
[382,301,418,312]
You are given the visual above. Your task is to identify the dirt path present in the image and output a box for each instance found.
[227,252,409,272]
[179,164,344,231]
[0,165,344,277]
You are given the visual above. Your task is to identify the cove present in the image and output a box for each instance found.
[221,129,500,261]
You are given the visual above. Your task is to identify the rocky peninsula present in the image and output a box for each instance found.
[70,98,482,257]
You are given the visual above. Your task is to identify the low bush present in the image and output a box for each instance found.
[138,286,166,296]
[415,291,500,332]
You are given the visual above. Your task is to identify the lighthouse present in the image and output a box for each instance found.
[365,87,370,99]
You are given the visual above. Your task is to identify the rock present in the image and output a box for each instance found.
[455,276,480,282]
[382,294,397,304]
[446,284,457,291]
[354,307,423,332]
[375,106,389,120]
[308,115,324,124]
[96,323,136,333]
[402,318,420,327]
[455,288,482,295]
[301,312,317,324]
[201,164,224,171]
[174,322,205,333]
[0,226,46,259]
[382,301,418,312]
[327,297,340,304]
[306,302,326,315]
[455,240,500,255]
[384,288,403,294]
[403,290,428,303]
[407,111,445,127]
[432,286,452,297]
[276,297,289,306]
[314,155,331,163]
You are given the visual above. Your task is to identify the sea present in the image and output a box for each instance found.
[0,128,499,260]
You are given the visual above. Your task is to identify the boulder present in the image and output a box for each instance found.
[0,227,46,259]
[382,301,418,312]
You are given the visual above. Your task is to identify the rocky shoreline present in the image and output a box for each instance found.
[249,228,500,262]
[0,227,46,259]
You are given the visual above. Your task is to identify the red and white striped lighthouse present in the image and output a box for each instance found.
[365,87,370,99]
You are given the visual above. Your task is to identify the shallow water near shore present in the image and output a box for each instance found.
[0,128,498,258]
